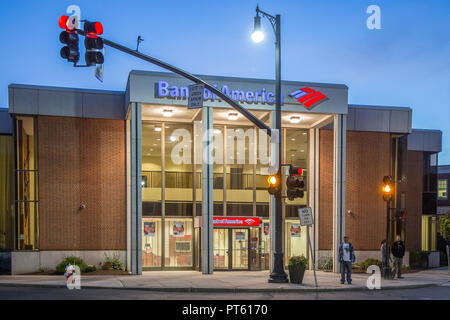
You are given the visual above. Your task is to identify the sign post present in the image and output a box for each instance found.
[188,84,204,109]
[298,207,318,288]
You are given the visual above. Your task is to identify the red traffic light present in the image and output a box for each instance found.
[84,21,103,36]
[288,165,302,176]
[58,15,69,29]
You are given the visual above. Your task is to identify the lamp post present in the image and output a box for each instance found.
[252,5,288,283]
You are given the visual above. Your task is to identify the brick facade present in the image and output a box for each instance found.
[320,130,391,250]
[38,116,126,250]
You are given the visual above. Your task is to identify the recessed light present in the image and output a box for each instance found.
[302,132,307,135]
[291,138,296,141]
[290,116,301,124]
[162,109,173,117]
[228,112,238,121]
[213,129,222,134]
[169,136,177,142]
[153,144,157,146]
[301,150,305,152]
[155,127,162,132]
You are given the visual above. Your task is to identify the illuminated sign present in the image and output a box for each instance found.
[156,80,283,105]
[289,87,328,110]
[213,217,261,227]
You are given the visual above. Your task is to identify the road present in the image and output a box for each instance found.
[0,284,449,300]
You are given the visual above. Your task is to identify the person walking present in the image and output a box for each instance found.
[380,239,391,277]
[339,236,356,284]
[391,235,405,279]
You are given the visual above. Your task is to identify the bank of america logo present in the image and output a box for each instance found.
[245,219,255,225]
[289,87,328,110]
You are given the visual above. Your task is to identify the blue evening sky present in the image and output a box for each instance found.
[0,0,449,163]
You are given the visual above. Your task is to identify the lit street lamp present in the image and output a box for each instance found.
[252,5,288,283]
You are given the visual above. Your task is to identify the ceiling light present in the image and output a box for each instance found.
[213,129,222,134]
[290,116,301,124]
[228,112,238,121]
[169,136,177,142]
[302,132,307,135]
[162,109,173,117]
[155,127,162,132]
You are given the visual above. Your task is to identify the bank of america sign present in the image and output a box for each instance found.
[289,87,328,110]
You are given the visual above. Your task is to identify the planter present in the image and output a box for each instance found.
[288,264,306,284]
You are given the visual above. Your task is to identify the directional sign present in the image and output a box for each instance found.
[188,84,204,109]
[298,207,313,226]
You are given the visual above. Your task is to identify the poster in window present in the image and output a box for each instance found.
[173,221,185,237]
[144,221,155,237]
[263,223,270,238]
[235,231,245,240]
[290,224,301,237]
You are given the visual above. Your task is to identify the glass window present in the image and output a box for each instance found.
[284,220,308,264]
[0,135,14,250]
[164,218,193,267]
[261,220,270,270]
[438,179,448,199]
[16,116,39,250]
[142,218,162,267]
[142,122,162,216]
[165,123,194,216]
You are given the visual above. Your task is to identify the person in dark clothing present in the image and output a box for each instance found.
[391,235,405,279]
[380,239,391,277]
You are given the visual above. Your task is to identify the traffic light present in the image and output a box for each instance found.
[286,165,304,201]
[58,15,79,63]
[382,176,393,201]
[84,21,104,66]
[267,174,281,196]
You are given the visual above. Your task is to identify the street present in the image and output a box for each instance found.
[0,284,449,300]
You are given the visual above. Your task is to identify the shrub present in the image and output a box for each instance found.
[102,252,125,271]
[288,255,308,268]
[85,265,97,272]
[359,258,382,271]
[319,257,333,271]
[56,256,88,274]
[410,251,429,268]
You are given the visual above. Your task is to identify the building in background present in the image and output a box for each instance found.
[0,71,443,274]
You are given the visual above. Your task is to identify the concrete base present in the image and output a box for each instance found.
[11,251,126,275]
[428,251,440,268]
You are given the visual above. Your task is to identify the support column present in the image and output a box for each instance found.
[308,128,320,270]
[332,114,346,273]
[129,102,142,275]
[202,106,214,274]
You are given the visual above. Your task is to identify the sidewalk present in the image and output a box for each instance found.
[0,268,448,293]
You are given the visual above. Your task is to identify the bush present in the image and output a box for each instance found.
[101,252,125,271]
[56,256,88,274]
[319,257,333,271]
[359,258,382,271]
[288,255,308,268]
[85,265,97,272]
[410,251,429,268]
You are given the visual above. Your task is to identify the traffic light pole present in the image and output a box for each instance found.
[384,200,391,279]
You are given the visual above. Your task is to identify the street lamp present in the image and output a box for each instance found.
[251,5,288,283]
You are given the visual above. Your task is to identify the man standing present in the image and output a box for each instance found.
[339,236,356,284]
[391,235,405,279]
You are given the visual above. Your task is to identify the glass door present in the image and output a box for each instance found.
[232,229,248,269]
[213,228,229,269]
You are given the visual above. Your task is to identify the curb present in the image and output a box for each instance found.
[0,282,439,293]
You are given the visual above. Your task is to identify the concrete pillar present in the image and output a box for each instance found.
[332,114,346,273]
[308,128,320,270]
[129,102,142,275]
[202,106,214,274]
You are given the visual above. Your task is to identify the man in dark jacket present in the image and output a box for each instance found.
[391,235,405,279]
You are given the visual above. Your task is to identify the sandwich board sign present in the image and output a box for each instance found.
[298,207,313,226]
[188,84,204,109]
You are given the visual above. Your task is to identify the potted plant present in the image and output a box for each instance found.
[288,255,308,284]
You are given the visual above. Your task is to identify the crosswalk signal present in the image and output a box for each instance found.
[286,165,304,201]
[267,175,281,197]
[84,21,104,66]
[382,176,393,201]
[58,15,79,63]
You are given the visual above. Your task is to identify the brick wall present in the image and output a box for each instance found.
[38,116,126,250]
[319,130,391,250]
